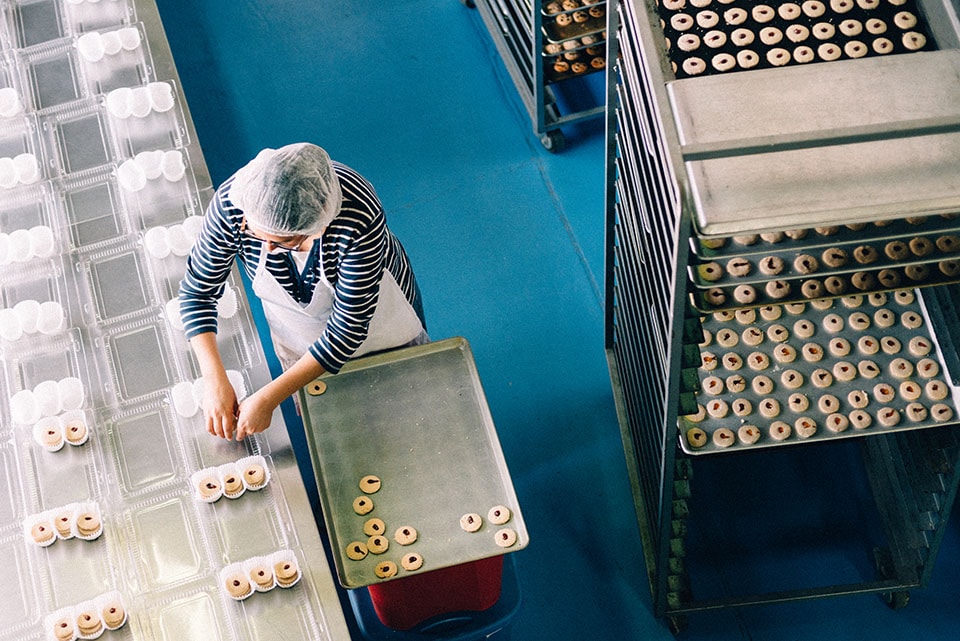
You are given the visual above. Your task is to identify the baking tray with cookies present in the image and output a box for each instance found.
[299,337,528,589]
[541,2,606,44]
[689,256,960,313]
[655,0,936,79]
[678,288,959,455]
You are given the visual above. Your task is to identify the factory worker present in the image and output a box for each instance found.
[179,143,427,441]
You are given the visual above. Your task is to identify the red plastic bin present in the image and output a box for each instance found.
[367,555,505,631]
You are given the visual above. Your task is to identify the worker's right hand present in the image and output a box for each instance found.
[202,374,239,440]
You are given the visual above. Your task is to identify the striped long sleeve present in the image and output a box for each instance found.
[178,162,422,374]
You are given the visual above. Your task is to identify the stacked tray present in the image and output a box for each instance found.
[687,216,960,312]
[679,289,959,454]
[541,0,607,82]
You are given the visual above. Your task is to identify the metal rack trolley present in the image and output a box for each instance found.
[464,0,608,152]
[604,0,960,631]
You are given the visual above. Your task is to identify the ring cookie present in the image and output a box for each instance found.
[460,513,483,532]
[394,526,419,545]
[401,552,424,571]
[495,528,519,547]
[712,427,736,448]
[353,496,375,515]
[359,475,382,493]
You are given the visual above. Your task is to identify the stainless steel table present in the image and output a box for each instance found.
[0,1,350,639]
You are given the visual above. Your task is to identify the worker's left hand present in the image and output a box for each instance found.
[235,390,276,440]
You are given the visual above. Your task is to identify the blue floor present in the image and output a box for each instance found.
[156,2,960,639]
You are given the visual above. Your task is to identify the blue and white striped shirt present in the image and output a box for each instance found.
[179,161,424,374]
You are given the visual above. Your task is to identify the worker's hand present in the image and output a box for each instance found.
[235,389,277,441]
[202,374,239,440]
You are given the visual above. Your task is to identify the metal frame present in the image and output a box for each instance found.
[469,0,607,151]
[604,0,960,630]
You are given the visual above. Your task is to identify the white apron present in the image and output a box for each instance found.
[251,245,424,370]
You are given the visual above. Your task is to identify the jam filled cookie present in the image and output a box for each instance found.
[770,421,792,441]
[849,409,872,429]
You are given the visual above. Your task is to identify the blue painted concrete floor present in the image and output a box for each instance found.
[157,1,960,639]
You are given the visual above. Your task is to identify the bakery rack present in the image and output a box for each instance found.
[464,0,607,152]
[604,0,960,631]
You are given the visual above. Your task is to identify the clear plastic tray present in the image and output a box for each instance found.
[104,398,187,499]
[120,491,211,590]
[9,0,68,49]
[2,328,95,397]
[15,40,88,112]
[76,22,153,95]
[58,166,129,250]
[0,259,79,341]
[0,441,27,526]
[39,98,115,174]
[106,79,188,157]
[0,113,43,173]
[62,0,136,34]
[144,587,240,641]
[0,534,39,636]
[80,243,158,324]
[119,145,203,230]
[98,318,179,405]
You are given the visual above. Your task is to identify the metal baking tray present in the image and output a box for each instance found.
[300,337,528,588]
[679,289,959,455]
[689,257,960,313]
[541,3,606,43]
[666,46,960,235]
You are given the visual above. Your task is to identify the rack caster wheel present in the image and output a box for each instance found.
[540,130,566,153]
[882,590,910,610]
[460,0,475,6]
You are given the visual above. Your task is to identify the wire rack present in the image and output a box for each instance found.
[604,0,960,631]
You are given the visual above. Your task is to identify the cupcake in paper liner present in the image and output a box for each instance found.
[191,468,224,503]
[220,563,254,601]
[237,455,270,491]
[25,514,58,547]
[244,555,277,592]
[270,550,301,589]
[218,463,245,499]
[61,411,90,447]
[94,591,128,631]
[34,416,65,452]
[73,503,103,541]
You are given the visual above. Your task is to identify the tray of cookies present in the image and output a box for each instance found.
[679,288,958,455]
[541,1,606,44]
[654,0,935,79]
[299,337,528,588]
[687,216,960,311]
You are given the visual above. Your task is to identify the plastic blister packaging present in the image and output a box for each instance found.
[120,492,211,591]
[118,146,201,231]
[80,244,158,324]
[2,329,97,413]
[98,319,178,405]
[10,0,69,49]
[105,80,187,157]
[58,167,128,251]
[0,534,41,637]
[0,442,28,526]
[62,0,137,35]
[142,587,236,641]
[0,262,78,343]
[0,114,44,188]
[0,55,28,119]
[75,22,152,95]
[105,399,186,499]
[14,40,89,112]
[39,99,115,175]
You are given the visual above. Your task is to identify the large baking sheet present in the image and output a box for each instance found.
[665,50,960,235]
[300,337,528,589]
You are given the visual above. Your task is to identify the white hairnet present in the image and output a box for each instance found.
[231,143,342,235]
